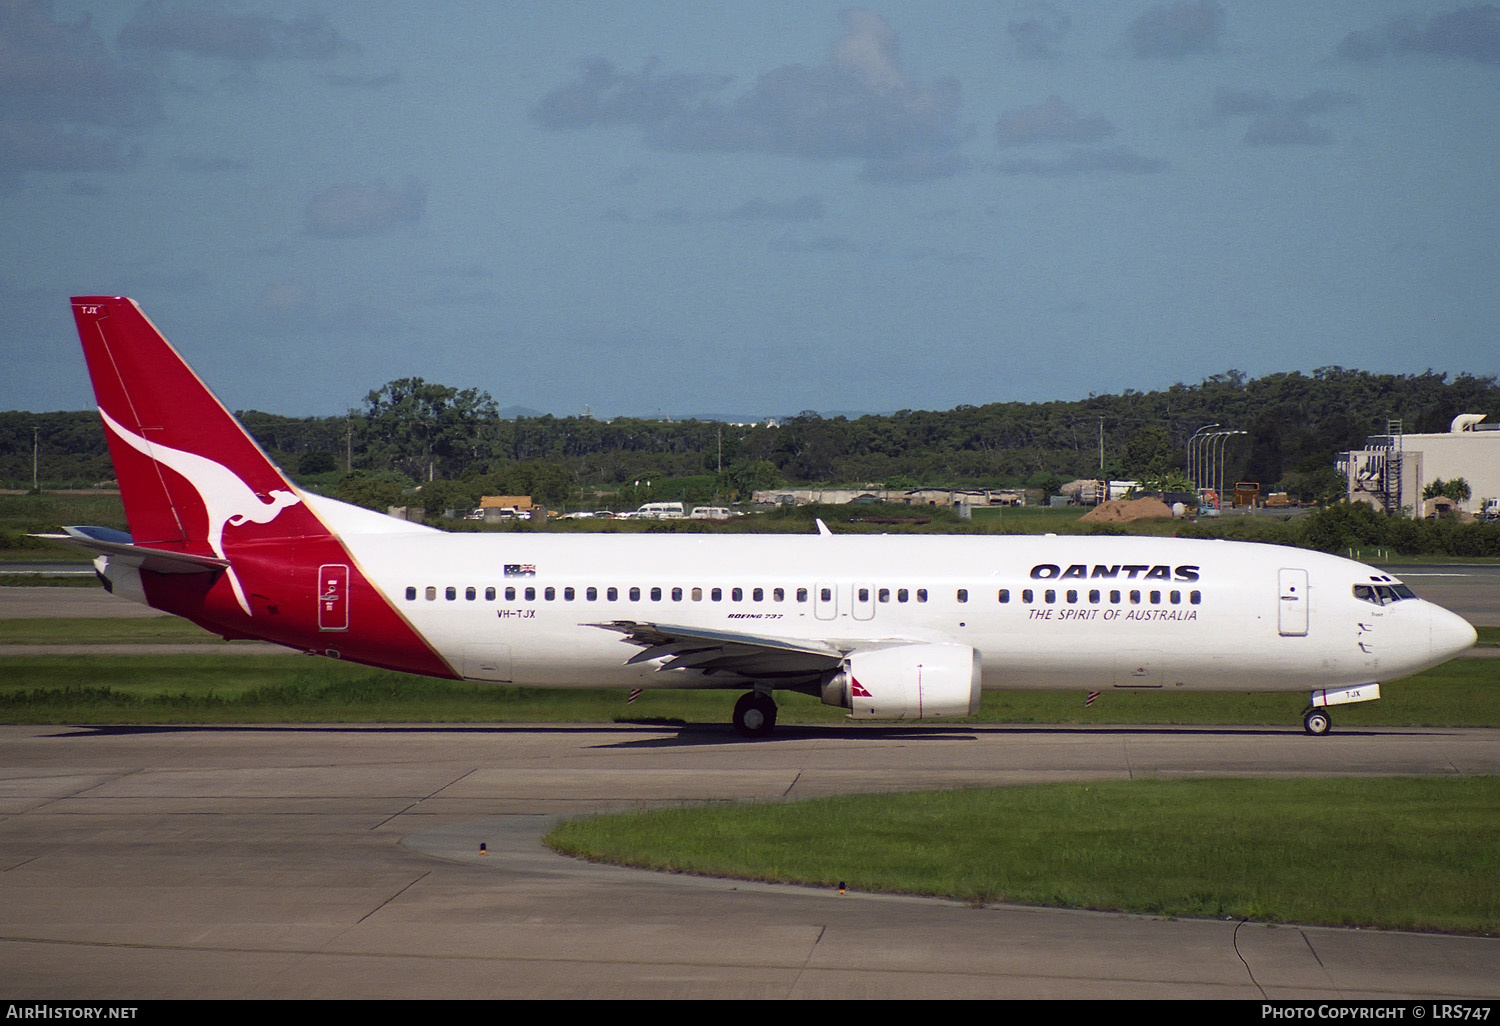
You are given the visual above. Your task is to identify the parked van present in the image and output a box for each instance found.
[690,506,731,520]
[633,501,685,519]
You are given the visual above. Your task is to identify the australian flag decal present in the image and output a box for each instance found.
[504,564,537,577]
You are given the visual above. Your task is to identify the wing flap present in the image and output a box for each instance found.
[592,620,846,687]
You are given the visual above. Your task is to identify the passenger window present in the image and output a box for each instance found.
[1022,589,1033,603]
[650,587,661,601]
[956,589,967,603]
[796,588,809,602]
[1170,590,1180,604]
[525,587,536,601]
[1044,589,1056,604]
[485,587,496,601]
[1190,591,1201,604]
[857,587,870,603]
[1066,590,1077,603]
[916,589,927,603]
[607,587,618,601]
[466,587,476,601]
[732,587,743,602]
[879,588,891,602]
[753,588,764,602]
[586,587,597,601]
[1129,590,1141,604]
[821,587,832,602]
[1110,590,1121,604]
[445,586,456,601]
[712,587,723,601]
[672,587,683,601]
[773,588,784,602]
[426,587,436,601]
[1089,589,1100,603]
[1150,591,1160,604]
[998,589,1009,603]
[897,589,908,603]
[564,587,575,601]
[629,587,640,601]
[544,587,555,601]
[692,587,703,601]
[505,587,516,601]
[406,587,416,601]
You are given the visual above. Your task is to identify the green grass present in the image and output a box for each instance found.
[0,617,222,645]
[0,650,1493,726]
[545,776,1500,934]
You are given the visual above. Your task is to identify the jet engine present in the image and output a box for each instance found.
[822,643,981,720]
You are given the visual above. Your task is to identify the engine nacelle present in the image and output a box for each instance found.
[823,643,981,720]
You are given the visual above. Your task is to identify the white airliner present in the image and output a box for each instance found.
[62,297,1476,736]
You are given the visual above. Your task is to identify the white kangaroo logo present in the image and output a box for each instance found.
[100,408,302,616]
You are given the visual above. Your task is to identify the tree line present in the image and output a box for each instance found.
[4,368,1497,511]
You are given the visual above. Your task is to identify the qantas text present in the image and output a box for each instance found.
[1029,563,1201,582]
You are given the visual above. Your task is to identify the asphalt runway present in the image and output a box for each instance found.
[2,722,1497,1000]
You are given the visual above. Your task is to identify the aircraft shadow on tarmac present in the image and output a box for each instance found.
[49,720,1439,747]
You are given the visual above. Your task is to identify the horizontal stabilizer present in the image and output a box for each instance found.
[48,526,230,575]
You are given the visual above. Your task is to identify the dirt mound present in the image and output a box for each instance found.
[1079,497,1175,523]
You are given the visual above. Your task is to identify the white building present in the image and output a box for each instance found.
[1343,414,1500,517]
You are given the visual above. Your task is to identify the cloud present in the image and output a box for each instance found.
[0,0,156,178]
[644,195,827,224]
[725,196,825,221]
[0,1,157,127]
[990,145,1168,176]
[118,2,356,61]
[1126,1,1225,58]
[1335,6,1500,64]
[172,154,250,173]
[0,120,139,174]
[995,96,1115,146]
[323,71,401,90]
[1243,116,1331,146]
[532,10,968,182]
[529,56,729,129]
[1008,2,1072,58]
[303,177,426,238]
[1211,87,1358,146]
[862,151,971,183]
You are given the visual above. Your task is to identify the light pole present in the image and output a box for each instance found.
[1186,424,1218,491]
[1203,429,1247,503]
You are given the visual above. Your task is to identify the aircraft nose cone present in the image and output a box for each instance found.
[1431,606,1478,663]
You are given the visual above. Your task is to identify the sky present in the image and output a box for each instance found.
[2,1,1498,420]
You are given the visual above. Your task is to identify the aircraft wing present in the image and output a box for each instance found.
[591,620,847,687]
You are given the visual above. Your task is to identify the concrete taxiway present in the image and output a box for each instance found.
[1,722,1497,999]
[2,567,1497,998]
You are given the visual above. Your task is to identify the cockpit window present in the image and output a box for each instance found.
[1355,582,1415,605]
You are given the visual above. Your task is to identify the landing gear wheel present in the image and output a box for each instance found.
[1303,708,1332,736]
[733,692,778,738]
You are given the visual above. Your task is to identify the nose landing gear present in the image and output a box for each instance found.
[1302,707,1331,736]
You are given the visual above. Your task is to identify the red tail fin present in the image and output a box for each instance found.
[69,297,455,677]
[71,297,306,552]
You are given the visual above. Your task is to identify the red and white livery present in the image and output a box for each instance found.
[64,297,1477,736]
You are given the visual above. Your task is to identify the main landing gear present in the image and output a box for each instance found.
[733,691,778,738]
[1302,707,1332,736]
